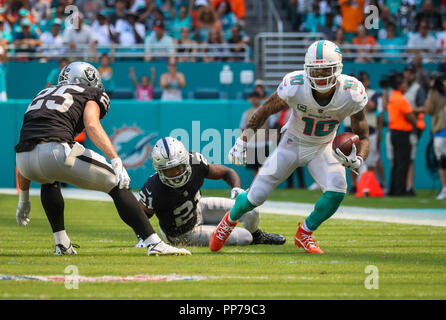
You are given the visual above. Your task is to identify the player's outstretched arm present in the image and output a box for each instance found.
[350,108,370,161]
[242,92,289,141]
[206,164,244,199]
[206,164,241,188]
[229,93,289,166]
[83,101,130,189]
[83,101,119,160]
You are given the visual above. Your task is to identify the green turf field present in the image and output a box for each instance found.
[1,191,446,300]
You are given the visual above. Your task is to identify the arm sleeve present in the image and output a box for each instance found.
[190,152,210,176]
[138,184,155,218]
[348,79,368,116]
[86,87,110,118]
[276,72,299,104]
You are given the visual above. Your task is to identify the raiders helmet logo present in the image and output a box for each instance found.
[84,67,96,81]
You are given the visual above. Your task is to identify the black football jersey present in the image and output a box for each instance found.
[15,84,110,152]
[139,152,210,237]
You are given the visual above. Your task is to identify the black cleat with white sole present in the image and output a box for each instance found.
[251,229,286,245]
[54,243,80,255]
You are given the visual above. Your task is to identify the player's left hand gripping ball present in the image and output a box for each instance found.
[111,157,131,189]
[228,137,247,165]
[332,143,363,170]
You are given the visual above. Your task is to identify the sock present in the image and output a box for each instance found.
[229,192,256,222]
[108,187,155,240]
[54,230,70,247]
[302,221,312,233]
[304,191,345,231]
[41,182,65,232]
[19,189,29,203]
[143,233,162,246]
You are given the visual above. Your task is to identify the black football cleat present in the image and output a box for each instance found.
[250,229,286,245]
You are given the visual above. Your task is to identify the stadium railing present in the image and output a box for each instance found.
[5,43,251,62]
[254,32,445,90]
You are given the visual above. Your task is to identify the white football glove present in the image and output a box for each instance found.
[111,158,131,189]
[230,187,245,199]
[16,200,31,226]
[228,137,247,165]
[332,143,364,172]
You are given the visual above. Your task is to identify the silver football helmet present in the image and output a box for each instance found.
[152,137,192,188]
[58,61,103,90]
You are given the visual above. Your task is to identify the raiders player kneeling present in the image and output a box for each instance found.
[135,137,286,247]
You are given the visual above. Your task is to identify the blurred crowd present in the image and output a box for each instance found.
[284,0,446,62]
[0,0,249,61]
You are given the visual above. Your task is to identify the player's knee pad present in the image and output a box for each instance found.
[440,155,446,169]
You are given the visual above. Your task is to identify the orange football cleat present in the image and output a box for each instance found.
[294,222,324,254]
[209,211,238,252]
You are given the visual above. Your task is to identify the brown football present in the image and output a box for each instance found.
[332,132,360,155]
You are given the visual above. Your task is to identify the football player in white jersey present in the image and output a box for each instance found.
[209,40,370,254]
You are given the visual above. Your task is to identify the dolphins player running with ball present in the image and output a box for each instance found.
[210,40,370,254]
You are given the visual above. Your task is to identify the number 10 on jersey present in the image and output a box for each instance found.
[302,117,339,136]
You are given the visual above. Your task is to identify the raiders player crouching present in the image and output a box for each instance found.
[14,62,190,256]
[135,137,286,247]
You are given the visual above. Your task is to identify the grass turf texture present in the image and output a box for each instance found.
[1,191,446,300]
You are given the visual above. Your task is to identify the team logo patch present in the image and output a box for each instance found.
[84,67,96,81]
[110,125,158,169]
[297,104,307,112]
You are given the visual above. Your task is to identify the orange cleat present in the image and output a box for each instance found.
[294,222,324,254]
[209,211,238,252]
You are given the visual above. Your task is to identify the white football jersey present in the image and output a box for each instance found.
[277,70,368,144]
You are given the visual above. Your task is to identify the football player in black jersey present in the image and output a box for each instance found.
[136,137,286,247]
[14,61,190,256]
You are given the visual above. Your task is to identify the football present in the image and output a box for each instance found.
[332,132,360,155]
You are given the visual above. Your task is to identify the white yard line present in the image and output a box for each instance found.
[2,188,446,227]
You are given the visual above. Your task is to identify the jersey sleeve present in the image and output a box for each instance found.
[190,151,210,177]
[138,179,155,218]
[85,86,110,118]
[276,72,301,104]
[348,79,368,116]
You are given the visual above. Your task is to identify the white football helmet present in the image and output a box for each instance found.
[58,61,104,90]
[304,40,343,93]
[151,137,192,188]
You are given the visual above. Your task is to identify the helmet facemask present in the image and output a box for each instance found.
[159,162,192,188]
[304,63,342,93]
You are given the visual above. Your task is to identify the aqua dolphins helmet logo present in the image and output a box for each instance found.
[110,125,158,169]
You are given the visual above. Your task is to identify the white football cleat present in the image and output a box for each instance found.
[436,188,446,200]
[135,238,146,248]
[54,243,79,255]
[147,241,191,256]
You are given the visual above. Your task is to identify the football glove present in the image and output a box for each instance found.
[230,187,245,199]
[332,143,364,171]
[16,200,31,226]
[111,157,131,189]
[228,137,247,165]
